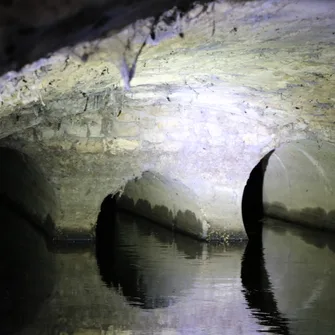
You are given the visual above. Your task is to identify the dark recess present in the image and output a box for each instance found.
[241,150,274,240]
[95,193,174,309]
[0,204,55,334]
[95,192,204,309]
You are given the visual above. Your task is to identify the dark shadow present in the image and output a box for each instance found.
[51,228,95,252]
[0,203,55,334]
[117,193,205,240]
[241,150,274,240]
[118,193,244,241]
[95,193,120,291]
[0,194,55,247]
[264,202,335,235]
[118,195,174,228]
[241,239,291,335]
[95,193,174,309]
[0,147,57,241]
[95,193,200,309]
[0,0,254,76]
[50,238,95,254]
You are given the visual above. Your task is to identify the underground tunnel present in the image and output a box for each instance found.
[0,0,334,241]
[242,139,335,238]
[0,0,334,333]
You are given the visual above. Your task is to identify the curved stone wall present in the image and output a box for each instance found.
[263,140,335,231]
[0,147,58,237]
[117,171,209,240]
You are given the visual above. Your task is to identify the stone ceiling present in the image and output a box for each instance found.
[0,0,334,142]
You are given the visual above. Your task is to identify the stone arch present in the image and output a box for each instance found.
[115,170,209,240]
[242,139,335,238]
[263,139,335,231]
[0,146,58,238]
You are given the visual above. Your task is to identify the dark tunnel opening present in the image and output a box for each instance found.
[0,204,56,334]
[95,192,171,309]
[0,147,57,240]
[241,150,274,240]
[0,148,56,334]
[95,192,204,309]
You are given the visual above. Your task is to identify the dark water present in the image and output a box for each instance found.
[1,205,335,335]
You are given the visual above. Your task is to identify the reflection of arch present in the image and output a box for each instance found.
[241,240,291,335]
[0,147,57,238]
[0,197,55,334]
[95,193,201,309]
[260,222,335,334]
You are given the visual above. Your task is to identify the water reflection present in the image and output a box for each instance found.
[0,204,55,334]
[5,195,334,334]
[262,219,335,335]
[95,195,204,309]
[96,203,335,334]
[241,239,291,334]
[242,219,335,335]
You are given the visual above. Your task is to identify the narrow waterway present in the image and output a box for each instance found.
[2,206,335,335]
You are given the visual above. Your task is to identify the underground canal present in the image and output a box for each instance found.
[0,0,335,334]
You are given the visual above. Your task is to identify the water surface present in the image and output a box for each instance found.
[2,209,335,335]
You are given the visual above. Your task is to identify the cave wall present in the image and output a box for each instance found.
[0,147,58,236]
[1,99,254,239]
[0,0,334,238]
